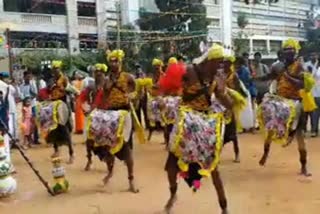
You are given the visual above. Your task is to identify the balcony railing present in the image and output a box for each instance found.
[78,17,97,26]
[21,14,52,24]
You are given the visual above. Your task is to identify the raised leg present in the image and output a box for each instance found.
[124,149,139,193]
[296,129,312,177]
[84,140,93,171]
[211,167,228,214]
[103,154,115,186]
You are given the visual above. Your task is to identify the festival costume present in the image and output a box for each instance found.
[37,61,72,150]
[86,51,143,162]
[258,39,316,144]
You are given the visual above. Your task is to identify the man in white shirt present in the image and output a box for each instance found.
[304,52,319,74]
[311,65,320,137]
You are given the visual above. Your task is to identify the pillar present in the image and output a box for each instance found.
[66,0,80,55]
[0,0,4,12]
[96,0,107,50]
[221,0,233,55]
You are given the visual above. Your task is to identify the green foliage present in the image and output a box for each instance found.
[233,13,249,57]
[137,0,209,70]
[237,12,248,30]
[17,49,106,76]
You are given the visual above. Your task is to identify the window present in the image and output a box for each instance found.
[9,31,68,49]
[3,0,66,15]
[77,2,96,17]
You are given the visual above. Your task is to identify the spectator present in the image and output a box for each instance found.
[304,52,318,74]
[309,55,320,137]
[251,52,270,104]
[236,57,257,132]
[19,71,39,144]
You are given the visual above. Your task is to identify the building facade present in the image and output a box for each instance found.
[0,0,317,58]
[0,0,129,55]
[230,0,312,58]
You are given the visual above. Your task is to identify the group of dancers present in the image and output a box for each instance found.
[1,38,315,214]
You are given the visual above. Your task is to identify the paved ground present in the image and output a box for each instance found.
[1,132,320,214]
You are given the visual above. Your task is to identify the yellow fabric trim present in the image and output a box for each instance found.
[37,101,61,139]
[172,106,224,177]
[130,102,146,144]
[257,96,296,145]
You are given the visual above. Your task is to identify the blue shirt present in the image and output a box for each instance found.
[237,65,257,98]
[0,97,9,129]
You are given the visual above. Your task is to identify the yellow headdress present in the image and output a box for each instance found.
[52,60,63,69]
[168,57,178,65]
[224,55,236,63]
[107,49,125,62]
[282,39,301,52]
[207,43,224,60]
[152,58,164,66]
[95,63,108,72]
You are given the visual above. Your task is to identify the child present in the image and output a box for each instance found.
[21,97,34,149]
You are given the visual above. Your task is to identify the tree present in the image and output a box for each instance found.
[233,12,249,56]
[107,24,140,72]
[137,0,209,70]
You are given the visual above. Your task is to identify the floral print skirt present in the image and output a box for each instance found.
[258,94,301,144]
[87,109,132,155]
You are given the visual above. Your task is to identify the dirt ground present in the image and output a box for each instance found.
[1,132,320,214]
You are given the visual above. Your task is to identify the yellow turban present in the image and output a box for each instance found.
[152,58,163,66]
[207,43,224,60]
[168,57,178,65]
[224,55,236,63]
[282,39,301,52]
[52,60,63,69]
[95,63,108,72]
[107,49,125,62]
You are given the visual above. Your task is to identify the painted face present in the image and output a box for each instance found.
[109,58,120,72]
[283,48,296,64]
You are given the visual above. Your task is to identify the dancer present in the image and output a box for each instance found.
[81,63,107,171]
[257,39,313,176]
[86,50,139,192]
[162,44,231,214]
[222,55,246,162]
[146,58,165,141]
[37,61,74,163]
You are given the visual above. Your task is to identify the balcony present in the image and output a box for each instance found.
[77,17,97,34]
[0,12,67,33]
[206,4,221,19]
[208,26,222,42]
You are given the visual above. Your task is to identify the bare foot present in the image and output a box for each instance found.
[233,156,240,163]
[67,156,74,164]
[51,152,60,158]
[129,180,139,193]
[300,167,312,177]
[102,174,113,186]
[164,196,177,214]
[259,156,267,166]
[222,209,229,214]
[84,162,92,171]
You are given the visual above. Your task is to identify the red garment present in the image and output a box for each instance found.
[92,88,108,109]
[38,88,50,101]
[159,63,186,95]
